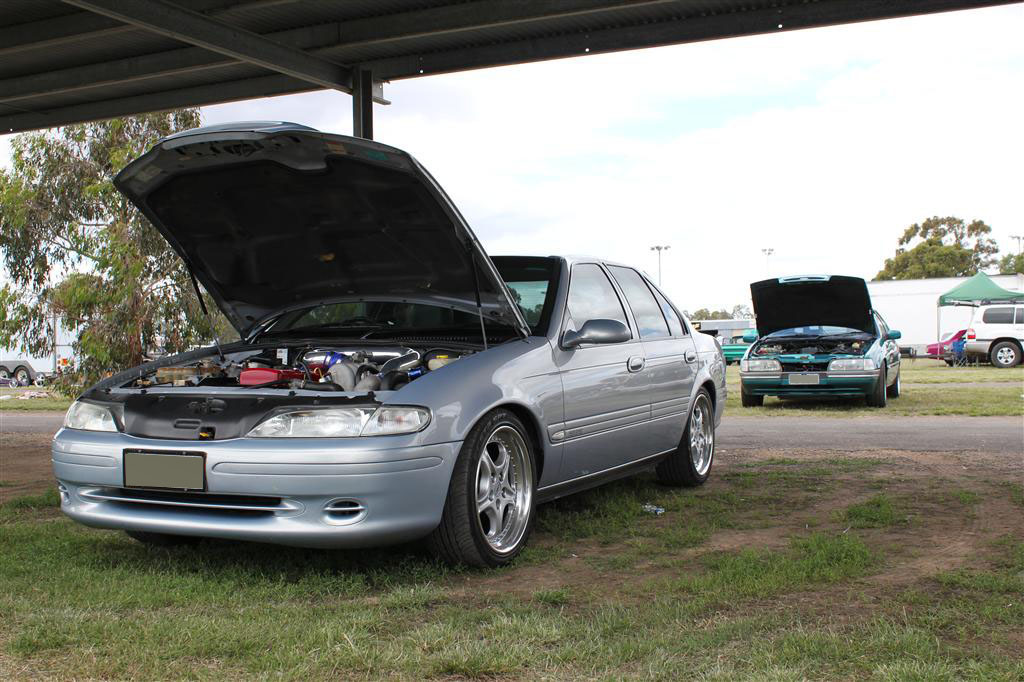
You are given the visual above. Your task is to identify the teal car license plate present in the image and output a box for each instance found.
[787,373,820,385]
[124,450,206,491]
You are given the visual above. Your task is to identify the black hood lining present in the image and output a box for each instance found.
[750,277,875,336]
[144,157,491,332]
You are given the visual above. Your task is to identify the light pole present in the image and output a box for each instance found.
[761,248,774,277]
[1011,235,1023,255]
[650,245,670,285]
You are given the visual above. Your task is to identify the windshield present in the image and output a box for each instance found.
[492,256,560,335]
[260,256,561,337]
[766,325,872,338]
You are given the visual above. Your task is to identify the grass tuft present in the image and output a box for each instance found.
[840,493,906,528]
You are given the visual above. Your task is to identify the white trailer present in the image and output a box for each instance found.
[867,274,1024,352]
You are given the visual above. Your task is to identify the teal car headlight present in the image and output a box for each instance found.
[64,400,121,432]
[741,358,781,372]
[248,406,431,438]
[828,358,875,371]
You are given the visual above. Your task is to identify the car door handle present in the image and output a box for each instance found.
[627,356,645,372]
[684,351,697,363]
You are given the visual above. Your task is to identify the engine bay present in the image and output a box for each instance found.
[125,344,471,393]
[752,337,872,356]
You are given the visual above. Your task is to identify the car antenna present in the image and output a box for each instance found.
[187,267,225,361]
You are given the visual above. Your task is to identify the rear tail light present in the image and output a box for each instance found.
[966,328,976,340]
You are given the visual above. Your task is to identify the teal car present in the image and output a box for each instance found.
[720,336,751,365]
[739,276,902,408]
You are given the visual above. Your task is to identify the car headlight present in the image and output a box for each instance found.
[828,358,875,371]
[741,358,781,372]
[64,401,121,432]
[248,406,431,438]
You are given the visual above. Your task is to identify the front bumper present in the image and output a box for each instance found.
[52,428,460,548]
[740,369,880,397]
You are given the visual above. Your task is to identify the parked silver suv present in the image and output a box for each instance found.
[965,303,1024,368]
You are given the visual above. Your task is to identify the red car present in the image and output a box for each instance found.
[927,329,966,357]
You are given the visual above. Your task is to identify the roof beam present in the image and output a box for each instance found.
[2,0,661,105]
[0,23,343,104]
[0,0,281,57]
[0,74,316,133]
[59,0,353,92]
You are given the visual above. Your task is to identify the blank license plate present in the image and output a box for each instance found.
[124,450,205,490]
[787,373,820,385]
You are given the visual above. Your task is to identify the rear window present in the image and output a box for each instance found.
[982,307,1014,324]
[1017,308,1024,324]
[607,266,670,339]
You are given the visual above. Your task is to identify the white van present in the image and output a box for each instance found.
[965,303,1024,368]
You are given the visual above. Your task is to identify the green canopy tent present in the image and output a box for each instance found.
[936,272,1024,350]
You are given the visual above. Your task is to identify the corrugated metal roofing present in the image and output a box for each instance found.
[0,0,1017,133]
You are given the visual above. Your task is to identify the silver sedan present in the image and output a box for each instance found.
[54,123,726,567]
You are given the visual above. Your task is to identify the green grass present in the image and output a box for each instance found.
[899,359,1024,384]
[952,489,982,506]
[2,462,1021,679]
[0,487,60,519]
[839,493,906,528]
[0,397,72,411]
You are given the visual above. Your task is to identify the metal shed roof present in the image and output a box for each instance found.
[1,0,1017,135]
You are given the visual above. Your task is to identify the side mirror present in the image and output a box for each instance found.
[562,319,631,349]
[887,329,902,340]
[742,330,759,343]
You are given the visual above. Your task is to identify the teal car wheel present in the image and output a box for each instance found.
[866,368,887,408]
[886,369,901,398]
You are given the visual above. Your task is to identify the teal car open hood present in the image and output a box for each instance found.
[750,275,875,336]
[114,122,529,338]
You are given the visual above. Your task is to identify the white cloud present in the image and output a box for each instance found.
[5,4,1023,312]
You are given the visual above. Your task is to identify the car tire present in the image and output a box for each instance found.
[886,369,901,398]
[990,341,1021,368]
[740,387,763,407]
[427,408,537,568]
[125,530,201,547]
[656,389,715,487]
[14,366,30,386]
[866,368,887,408]
[0,368,9,380]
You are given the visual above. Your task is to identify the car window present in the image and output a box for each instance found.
[982,307,1014,324]
[1016,308,1024,324]
[649,284,686,336]
[492,256,560,336]
[566,263,630,333]
[607,266,670,338]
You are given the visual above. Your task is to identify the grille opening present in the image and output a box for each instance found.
[83,487,287,518]
[112,488,282,507]
[781,363,828,372]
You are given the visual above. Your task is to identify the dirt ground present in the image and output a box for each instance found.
[0,432,53,500]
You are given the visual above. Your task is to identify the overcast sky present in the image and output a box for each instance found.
[3,4,1022,313]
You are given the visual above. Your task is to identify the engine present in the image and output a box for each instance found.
[752,338,870,356]
[130,345,468,391]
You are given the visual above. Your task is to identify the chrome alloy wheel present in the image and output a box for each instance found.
[475,425,533,554]
[996,346,1017,365]
[689,394,714,476]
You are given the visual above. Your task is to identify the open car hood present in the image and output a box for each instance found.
[750,275,875,336]
[115,122,528,338]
